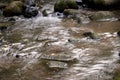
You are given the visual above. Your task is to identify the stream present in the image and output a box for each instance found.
[0,3,120,80]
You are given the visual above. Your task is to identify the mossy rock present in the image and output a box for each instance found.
[63,9,78,17]
[54,0,78,12]
[89,11,115,21]
[3,1,24,17]
[113,68,120,80]
[83,31,99,39]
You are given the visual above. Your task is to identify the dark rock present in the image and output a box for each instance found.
[82,0,120,10]
[118,52,120,57]
[3,1,24,17]
[15,54,20,58]
[24,0,36,7]
[23,6,38,18]
[8,18,16,22]
[54,0,78,12]
[42,9,48,16]
[75,0,83,6]
[117,31,120,37]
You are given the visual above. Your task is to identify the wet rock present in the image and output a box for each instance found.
[24,0,36,7]
[47,61,68,69]
[89,11,116,21]
[63,9,78,17]
[63,9,90,23]
[117,31,120,37]
[42,9,48,16]
[3,1,24,17]
[83,32,99,39]
[0,22,13,31]
[54,0,78,12]
[82,0,120,9]
[23,6,38,18]
[15,54,20,58]
[8,18,16,22]
[40,53,77,62]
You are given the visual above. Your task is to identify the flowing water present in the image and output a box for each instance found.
[0,4,120,80]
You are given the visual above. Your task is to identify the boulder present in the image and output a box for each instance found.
[42,9,48,16]
[89,11,116,21]
[3,1,24,17]
[23,6,38,18]
[54,0,78,12]
[63,9,78,17]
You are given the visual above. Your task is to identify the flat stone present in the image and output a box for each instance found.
[40,53,76,62]
[47,61,68,69]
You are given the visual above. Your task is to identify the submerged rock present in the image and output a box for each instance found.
[83,32,99,39]
[54,0,78,12]
[40,53,77,62]
[47,61,68,69]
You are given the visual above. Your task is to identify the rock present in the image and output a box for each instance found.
[40,53,77,62]
[89,11,116,21]
[47,61,68,69]
[83,32,99,39]
[63,9,90,23]
[0,3,7,9]
[54,0,78,12]
[82,0,120,9]
[23,6,38,18]
[8,18,16,22]
[0,22,13,31]
[117,31,120,37]
[3,1,24,17]
[24,0,36,7]
[63,9,78,17]
[75,0,83,5]
[42,9,48,16]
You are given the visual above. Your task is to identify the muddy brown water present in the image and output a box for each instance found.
[0,14,120,80]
